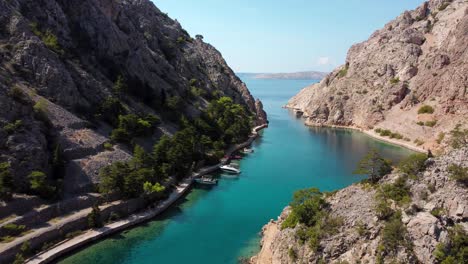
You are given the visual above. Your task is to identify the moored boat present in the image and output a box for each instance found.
[195,176,218,185]
[220,165,241,174]
[241,148,254,154]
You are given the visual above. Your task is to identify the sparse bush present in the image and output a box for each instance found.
[98,97,126,126]
[33,99,49,123]
[448,164,468,187]
[42,30,64,54]
[379,212,412,256]
[398,153,428,177]
[433,225,467,263]
[427,182,436,193]
[449,124,468,149]
[338,65,348,78]
[0,162,14,200]
[166,96,184,111]
[389,132,403,139]
[110,128,130,143]
[288,247,298,261]
[190,86,206,98]
[355,221,369,236]
[414,139,424,146]
[390,77,400,84]
[425,120,437,127]
[87,204,103,228]
[379,176,411,205]
[28,171,55,199]
[8,86,27,102]
[431,207,445,218]
[103,142,114,151]
[417,105,434,114]
[176,36,186,44]
[2,223,26,237]
[416,121,424,126]
[110,114,159,143]
[375,199,394,220]
[13,253,25,264]
[438,2,450,11]
[113,75,127,96]
[3,120,23,134]
[436,132,445,144]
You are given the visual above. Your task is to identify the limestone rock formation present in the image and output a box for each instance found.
[287,0,467,152]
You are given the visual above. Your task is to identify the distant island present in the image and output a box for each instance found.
[239,71,328,80]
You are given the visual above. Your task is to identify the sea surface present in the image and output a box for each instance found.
[59,78,414,264]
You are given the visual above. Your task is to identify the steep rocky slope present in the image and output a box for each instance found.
[252,147,467,264]
[0,0,266,195]
[287,0,467,153]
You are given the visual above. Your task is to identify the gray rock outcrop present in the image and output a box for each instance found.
[287,0,467,152]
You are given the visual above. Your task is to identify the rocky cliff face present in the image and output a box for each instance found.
[252,147,468,264]
[0,0,266,193]
[287,0,467,152]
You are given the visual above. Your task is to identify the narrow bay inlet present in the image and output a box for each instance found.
[0,0,466,263]
[58,78,416,264]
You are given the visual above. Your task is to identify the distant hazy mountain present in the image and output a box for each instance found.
[239,71,328,80]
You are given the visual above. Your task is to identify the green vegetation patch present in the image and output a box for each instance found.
[0,162,14,201]
[449,124,468,149]
[389,77,400,84]
[398,153,428,178]
[29,171,55,199]
[377,211,413,260]
[448,164,468,187]
[281,188,343,252]
[110,114,160,143]
[3,120,23,135]
[417,105,434,114]
[30,22,64,55]
[378,176,411,206]
[433,225,468,263]
[374,128,403,139]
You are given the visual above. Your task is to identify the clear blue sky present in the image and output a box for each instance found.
[153,0,425,73]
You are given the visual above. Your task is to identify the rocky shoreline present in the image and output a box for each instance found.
[251,147,467,263]
[286,107,426,153]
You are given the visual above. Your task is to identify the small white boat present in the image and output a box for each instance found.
[195,176,218,185]
[241,148,254,154]
[220,165,241,174]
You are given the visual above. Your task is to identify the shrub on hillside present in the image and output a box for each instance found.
[378,212,413,257]
[3,120,23,134]
[28,171,55,199]
[433,225,467,263]
[379,176,411,205]
[0,162,14,200]
[417,105,434,114]
[398,153,428,177]
[449,124,468,149]
[448,164,468,187]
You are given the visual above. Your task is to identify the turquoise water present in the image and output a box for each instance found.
[59,78,414,264]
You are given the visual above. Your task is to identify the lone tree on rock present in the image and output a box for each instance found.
[88,204,103,228]
[354,149,392,183]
